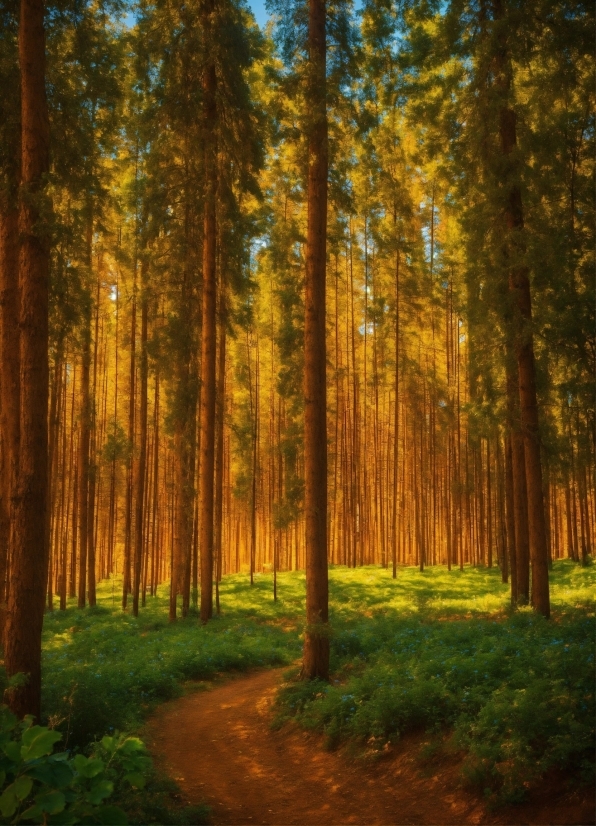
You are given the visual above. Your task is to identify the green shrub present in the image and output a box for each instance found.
[276,563,595,804]
[0,705,149,824]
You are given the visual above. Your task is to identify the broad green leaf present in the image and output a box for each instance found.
[73,756,104,778]
[0,786,17,818]
[3,740,21,762]
[51,751,70,761]
[48,810,77,825]
[73,754,89,774]
[19,803,42,821]
[95,804,128,825]
[86,778,113,805]
[120,737,143,754]
[20,726,62,761]
[123,771,145,789]
[0,707,17,733]
[34,789,65,814]
[14,774,33,800]
[30,758,73,788]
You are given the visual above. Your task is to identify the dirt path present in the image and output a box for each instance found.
[145,668,594,826]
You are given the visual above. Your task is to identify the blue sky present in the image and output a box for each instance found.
[248,0,270,28]
[123,1,270,30]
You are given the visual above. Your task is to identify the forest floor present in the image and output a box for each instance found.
[37,561,595,824]
[145,666,594,826]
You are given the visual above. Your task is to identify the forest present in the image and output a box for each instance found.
[0,0,594,822]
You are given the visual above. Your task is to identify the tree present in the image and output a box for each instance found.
[198,0,218,624]
[302,0,329,680]
[0,0,20,640]
[4,0,51,719]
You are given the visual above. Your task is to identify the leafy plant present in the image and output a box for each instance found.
[0,706,149,824]
[274,562,595,804]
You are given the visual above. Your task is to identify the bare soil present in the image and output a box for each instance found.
[145,668,594,826]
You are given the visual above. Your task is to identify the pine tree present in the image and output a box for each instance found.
[4,0,50,719]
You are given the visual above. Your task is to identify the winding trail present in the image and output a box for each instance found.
[145,668,594,826]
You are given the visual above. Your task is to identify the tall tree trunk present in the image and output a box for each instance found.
[506,345,529,604]
[86,264,101,607]
[392,244,399,579]
[77,220,92,609]
[4,0,50,718]
[302,0,329,681]
[123,286,136,609]
[47,345,64,610]
[150,369,160,596]
[132,267,148,617]
[199,7,218,624]
[214,283,226,615]
[0,198,20,641]
[494,0,549,617]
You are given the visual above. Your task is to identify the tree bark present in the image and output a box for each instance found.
[506,353,529,603]
[214,282,226,614]
[4,0,50,719]
[123,286,136,610]
[199,3,218,624]
[0,200,20,641]
[132,266,148,617]
[494,0,549,617]
[392,245,399,579]
[77,220,92,609]
[302,0,329,681]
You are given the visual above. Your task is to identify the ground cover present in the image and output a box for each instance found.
[37,560,594,810]
[277,561,596,803]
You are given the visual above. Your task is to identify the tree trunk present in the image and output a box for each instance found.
[199,9,217,624]
[392,245,399,579]
[214,280,226,614]
[0,199,20,641]
[86,265,101,607]
[4,0,50,719]
[132,269,148,617]
[506,341,529,604]
[302,0,329,681]
[77,220,92,609]
[123,286,136,610]
[494,0,549,617]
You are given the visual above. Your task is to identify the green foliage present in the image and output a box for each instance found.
[275,561,595,804]
[0,710,149,824]
[34,562,594,808]
[40,577,303,750]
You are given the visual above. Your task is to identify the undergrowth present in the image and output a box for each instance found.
[275,560,596,804]
[38,560,594,807]
[41,574,304,749]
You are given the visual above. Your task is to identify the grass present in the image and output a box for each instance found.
[41,574,304,749]
[39,560,594,807]
[276,561,596,803]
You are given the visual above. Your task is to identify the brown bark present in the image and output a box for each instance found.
[0,200,20,638]
[392,245,399,579]
[199,8,217,623]
[4,0,50,719]
[86,265,101,607]
[47,346,64,611]
[123,287,136,609]
[150,369,160,596]
[494,0,549,617]
[302,0,329,681]
[507,353,529,604]
[132,270,148,617]
[214,282,226,614]
[77,221,92,609]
